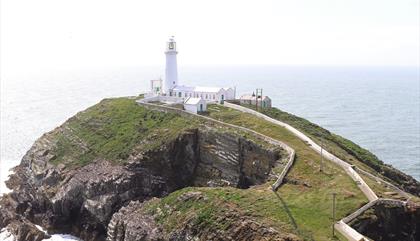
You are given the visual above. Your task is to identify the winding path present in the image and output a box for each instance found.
[223,102,411,241]
[138,98,410,241]
[224,102,378,202]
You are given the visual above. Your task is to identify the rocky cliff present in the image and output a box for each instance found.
[349,201,420,241]
[1,97,419,241]
[0,98,289,241]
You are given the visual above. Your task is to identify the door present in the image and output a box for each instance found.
[221,95,224,104]
[200,104,203,112]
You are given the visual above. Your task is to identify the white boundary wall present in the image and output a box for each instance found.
[137,100,411,241]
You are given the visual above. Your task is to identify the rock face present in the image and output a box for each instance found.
[106,192,301,241]
[0,127,285,241]
[349,202,420,241]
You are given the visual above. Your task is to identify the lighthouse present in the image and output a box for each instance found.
[144,37,235,103]
[164,36,178,94]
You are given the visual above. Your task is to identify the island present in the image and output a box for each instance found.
[0,96,419,241]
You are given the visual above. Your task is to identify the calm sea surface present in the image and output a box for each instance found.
[1,66,419,195]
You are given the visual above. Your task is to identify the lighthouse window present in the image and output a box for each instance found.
[169,42,174,49]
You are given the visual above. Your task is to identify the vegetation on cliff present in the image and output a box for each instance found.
[207,104,367,240]
[2,97,418,241]
[50,97,201,167]
[234,103,420,196]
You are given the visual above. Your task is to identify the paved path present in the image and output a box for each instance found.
[224,102,378,201]
[222,102,378,240]
[138,99,407,241]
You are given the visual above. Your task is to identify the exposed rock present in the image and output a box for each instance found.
[176,191,207,202]
[349,202,420,241]
[0,128,285,241]
[380,165,420,196]
[284,178,311,188]
[107,194,301,241]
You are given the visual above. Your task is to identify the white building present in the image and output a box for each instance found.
[170,85,235,103]
[147,36,235,104]
[183,97,207,114]
[240,94,272,108]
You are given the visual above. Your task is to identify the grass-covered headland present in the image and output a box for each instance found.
[37,97,417,240]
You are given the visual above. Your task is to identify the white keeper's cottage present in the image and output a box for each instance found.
[184,97,207,114]
[146,36,236,110]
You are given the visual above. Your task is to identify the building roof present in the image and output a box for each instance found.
[240,94,271,100]
[173,85,232,93]
[184,97,204,105]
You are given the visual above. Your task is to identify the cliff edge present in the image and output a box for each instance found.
[1,97,419,241]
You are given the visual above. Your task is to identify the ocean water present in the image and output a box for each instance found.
[0,65,419,239]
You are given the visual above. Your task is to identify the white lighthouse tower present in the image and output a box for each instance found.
[164,36,178,94]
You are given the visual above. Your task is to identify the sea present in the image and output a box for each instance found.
[1,65,419,240]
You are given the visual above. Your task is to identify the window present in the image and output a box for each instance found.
[178,92,181,97]
[185,93,187,97]
[213,95,215,99]
[206,94,208,99]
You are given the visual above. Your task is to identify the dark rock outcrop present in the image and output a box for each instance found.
[349,202,420,241]
[0,127,285,241]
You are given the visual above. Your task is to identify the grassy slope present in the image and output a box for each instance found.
[206,104,367,240]
[261,105,414,179]
[46,98,373,240]
[259,105,384,170]
[50,97,202,167]
[144,187,299,237]
[237,104,418,198]
[48,97,276,167]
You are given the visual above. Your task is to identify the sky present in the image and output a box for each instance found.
[1,0,419,75]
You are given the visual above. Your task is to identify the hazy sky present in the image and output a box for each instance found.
[1,0,419,74]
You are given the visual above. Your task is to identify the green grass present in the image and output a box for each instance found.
[49,97,202,167]
[206,104,368,240]
[237,104,417,196]
[48,98,278,169]
[45,97,385,239]
[144,187,298,237]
